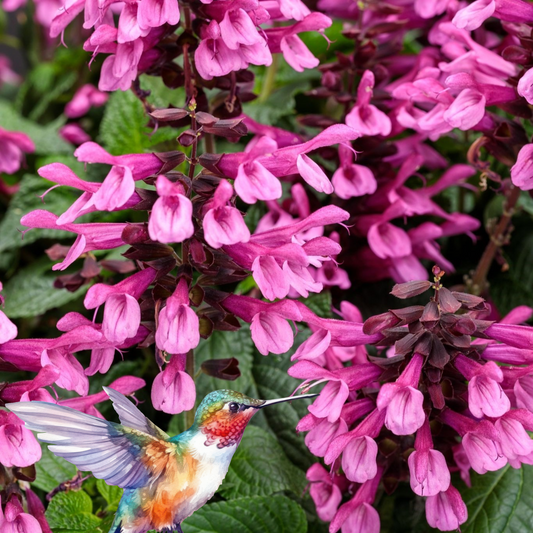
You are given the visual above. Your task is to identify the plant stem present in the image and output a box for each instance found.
[470,185,521,294]
[258,54,280,103]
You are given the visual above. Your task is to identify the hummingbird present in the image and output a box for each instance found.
[7,387,317,533]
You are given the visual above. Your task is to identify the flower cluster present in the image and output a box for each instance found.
[301,268,533,532]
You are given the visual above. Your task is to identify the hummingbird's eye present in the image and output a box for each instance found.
[228,402,240,413]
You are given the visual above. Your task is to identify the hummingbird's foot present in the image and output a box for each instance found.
[175,524,183,533]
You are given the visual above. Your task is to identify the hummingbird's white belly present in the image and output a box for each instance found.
[174,432,237,524]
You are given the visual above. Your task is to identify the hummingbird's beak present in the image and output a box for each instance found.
[257,393,319,408]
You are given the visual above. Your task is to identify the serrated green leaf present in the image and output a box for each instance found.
[46,491,101,531]
[0,173,80,253]
[99,90,178,155]
[195,327,255,401]
[33,444,78,492]
[183,495,307,533]
[219,425,306,499]
[0,99,71,154]
[2,258,88,318]
[97,479,123,510]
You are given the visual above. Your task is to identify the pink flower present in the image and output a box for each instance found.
[332,146,377,199]
[342,436,378,484]
[151,354,195,414]
[0,127,35,174]
[251,311,295,355]
[0,411,41,468]
[510,144,533,191]
[329,472,382,533]
[0,495,42,533]
[515,374,533,411]
[376,354,425,435]
[443,88,486,130]
[425,485,468,532]
[346,71,391,137]
[251,255,289,301]
[454,355,510,418]
[155,278,200,355]
[148,175,194,243]
[297,154,333,194]
[59,123,91,145]
[307,464,343,522]
[0,308,17,343]
[26,489,51,533]
[518,68,533,105]
[102,293,141,344]
[452,0,495,31]
[303,416,348,457]
[203,180,250,248]
[137,0,180,30]
[408,419,450,496]
[93,165,135,211]
[65,84,108,118]
[441,410,507,474]
[494,410,533,463]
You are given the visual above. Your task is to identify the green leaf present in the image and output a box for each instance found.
[99,90,178,155]
[490,229,533,315]
[0,99,71,154]
[195,326,255,401]
[33,444,78,492]
[458,465,533,533]
[183,495,307,533]
[139,74,186,109]
[304,291,333,318]
[247,328,315,471]
[0,173,80,254]
[219,425,306,499]
[97,479,123,510]
[2,258,88,318]
[243,77,316,126]
[46,491,102,532]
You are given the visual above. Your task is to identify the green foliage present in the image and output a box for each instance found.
[46,491,102,532]
[195,326,255,400]
[458,466,533,533]
[33,444,78,493]
[2,258,88,317]
[220,425,306,499]
[99,90,178,155]
[183,495,308,533]
[96,479,123,511]
[0,99,71,154]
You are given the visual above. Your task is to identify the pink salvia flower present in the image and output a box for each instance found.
[65,84,108,118]
[376,353,425,435]
[510,144,533,191]
[0,411,41,467]
[102,293,141,344]
[518,68,533,105]
[306,464,344,522]
[345,71,391,137]
[0,495,42,533]
[443,88,486,130]
[452,0,496,31]
[155,278,200,355]
[408,418,451,496]
[151,353,196,414]
[148,175,194,243]
[425,485,468,532]
[203,180,250,248]
[0,127,35,174]
[297,154,333,194]
[454,354,510,418]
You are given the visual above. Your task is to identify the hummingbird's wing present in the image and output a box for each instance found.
[103,386,169,441]
[7,400,178,489]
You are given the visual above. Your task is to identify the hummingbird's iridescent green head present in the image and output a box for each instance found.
[193,389,317,448]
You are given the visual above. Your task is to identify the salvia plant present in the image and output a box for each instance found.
[1,0,533,531]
